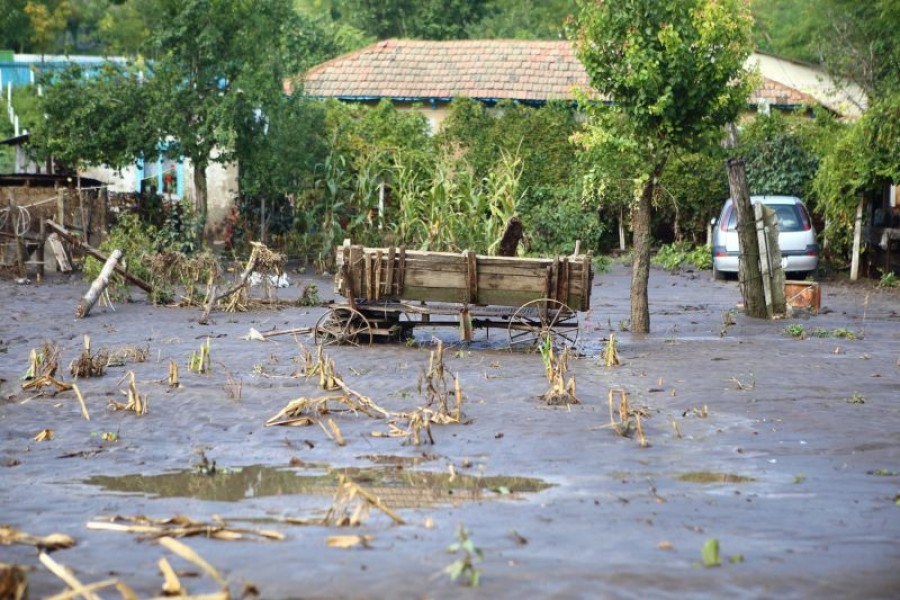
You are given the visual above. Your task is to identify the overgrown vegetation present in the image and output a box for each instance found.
[653,242,712,272]
[6,0,896,284]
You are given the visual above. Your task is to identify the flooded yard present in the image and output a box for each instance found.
[1,263,898,599]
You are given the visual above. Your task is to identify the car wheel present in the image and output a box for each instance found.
[713,263,726,281]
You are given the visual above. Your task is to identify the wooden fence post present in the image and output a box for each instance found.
[850,196,864,281]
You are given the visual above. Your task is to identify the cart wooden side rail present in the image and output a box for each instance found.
[315,241,593,348]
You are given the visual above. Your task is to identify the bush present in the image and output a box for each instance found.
[519,186,604,256]
[653,242,712,271]
[83,213,161,301]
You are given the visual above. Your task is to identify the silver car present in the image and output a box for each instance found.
[711,195,818,280]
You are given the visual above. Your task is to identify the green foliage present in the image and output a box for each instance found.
[32,61,154,171]
[469,0,577,39]
[155,199,204,254]
[751,0,824,63]
[783,323,806,338]
[878,272,899,288]
[339,0,489,40]
[444,524,483,587]
[0,0,30,52]
[438,99,579,194]
[572,0,755,155]
[656,148,730,242]
[814,96,900,254]
[653,242,712,271]
[83,213,159,300]
[437,99,592,254]
[95,0,166,56]
[392,147,522,253]
[813,0,900,97]
[739,113,822,199]
[847,392,865,405]
[572,0,754,333]
[701,538,722,567]
[519,185,603,255]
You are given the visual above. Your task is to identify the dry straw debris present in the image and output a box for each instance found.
[69,335,107,378]
[109,371,148,415]
[324,475,406,526]
[607,388,651,447]
[86,514,284,542]
[0,526,76,551]
[21,342,71,392]
[540,344,578,406]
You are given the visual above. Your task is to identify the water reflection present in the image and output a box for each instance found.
[85,465,552,506]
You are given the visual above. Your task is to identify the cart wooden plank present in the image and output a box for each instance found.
[335,244,592,311]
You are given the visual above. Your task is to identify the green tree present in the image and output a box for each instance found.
[24,0,73,54]
[813,0,900,98]
[1,0,31,52]
[31,62,154,171]
[751,0,823,63]
[468,0,577,40]
[96,0,163,56]
[146,0,299,224]
[571,0,754,333]
[814,96,900,253]
[337,0,489,40]
[808,1,898,262]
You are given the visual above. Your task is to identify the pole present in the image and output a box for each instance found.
[850,195,864,281]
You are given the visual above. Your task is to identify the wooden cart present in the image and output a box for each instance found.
[314,241,593,348]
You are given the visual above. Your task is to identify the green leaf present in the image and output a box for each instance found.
[701,538,722,567]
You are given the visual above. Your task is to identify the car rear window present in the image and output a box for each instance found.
[725,203,809,232]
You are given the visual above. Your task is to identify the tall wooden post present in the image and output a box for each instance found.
[850,196,864,281]
[727,158,767,318]
[37,218,46,281]
[56,189,65,227]
[99,187,108,242]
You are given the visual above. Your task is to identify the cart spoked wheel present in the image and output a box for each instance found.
[508,299,578,349]
[314,306,373,346]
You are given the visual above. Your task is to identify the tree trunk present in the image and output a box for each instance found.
[727,158,767,318]
[497,216,523,257]
[630,159,667,334]
[193,162,208,224]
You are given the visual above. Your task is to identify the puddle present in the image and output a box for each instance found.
[85,465,552,506]
[677,471,756,484]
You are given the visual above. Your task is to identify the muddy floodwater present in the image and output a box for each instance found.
[1,263,898,599]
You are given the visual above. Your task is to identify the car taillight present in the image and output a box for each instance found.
[712,245,727,257]
[798,204,812,231]
[806,244,818,256]
[720,206,732,232]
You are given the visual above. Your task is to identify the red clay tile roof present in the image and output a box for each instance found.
[292,39,854,115]
[294,39,594,102]
[750,75,818,108]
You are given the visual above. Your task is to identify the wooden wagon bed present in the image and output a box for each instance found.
[315,241,593,348]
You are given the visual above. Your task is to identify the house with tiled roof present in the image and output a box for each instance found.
[289,40,867,132]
